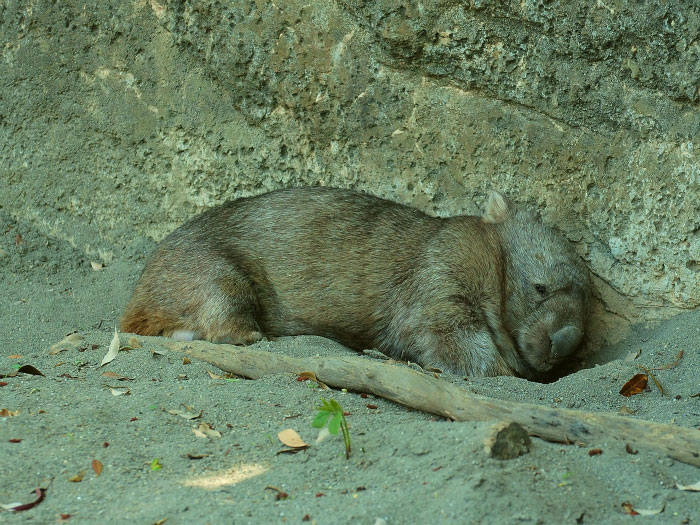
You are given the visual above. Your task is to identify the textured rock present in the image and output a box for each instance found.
[1,0,699,343]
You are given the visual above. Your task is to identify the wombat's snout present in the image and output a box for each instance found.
[550,325,583,360]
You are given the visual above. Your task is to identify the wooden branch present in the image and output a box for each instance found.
[161,339,700,467]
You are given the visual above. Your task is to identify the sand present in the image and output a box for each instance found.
[2,209,699,524]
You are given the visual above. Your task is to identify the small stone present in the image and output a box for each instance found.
[483,421,531,460]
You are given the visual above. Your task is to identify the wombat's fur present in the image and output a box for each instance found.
[121,187,591,378]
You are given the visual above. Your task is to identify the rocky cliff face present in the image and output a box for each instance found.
[2,0,699,341]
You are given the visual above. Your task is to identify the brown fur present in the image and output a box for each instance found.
[121,187,591,378]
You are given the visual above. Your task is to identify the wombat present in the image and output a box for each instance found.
[121,187,591,379]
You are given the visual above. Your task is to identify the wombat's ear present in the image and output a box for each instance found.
[482,191,511,224]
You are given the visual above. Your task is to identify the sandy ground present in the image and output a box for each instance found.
[1,209,699,524]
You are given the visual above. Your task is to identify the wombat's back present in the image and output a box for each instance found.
[121,187,442,348]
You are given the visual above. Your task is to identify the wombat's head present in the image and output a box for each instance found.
[485,193,591,378]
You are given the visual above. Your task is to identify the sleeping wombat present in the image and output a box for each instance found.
[121,187,590,378]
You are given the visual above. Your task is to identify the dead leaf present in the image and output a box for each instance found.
[277,428,309,449]
[296,371,330,390]
[676,480,700,492]
[68,471,86,483]
[92,459,103,476]
[0,409,20,417]
[207,370,222,380]
[126,337,142,348]
[15,233,23,245]
[49,333,85,355]
[638,366,665,396]
[150,348,166,357]
[101,371,134,381]
[619,374,648,397]
[649,349,683,370]
[90,261,105,271]
[617,406,636,415]
[265,486,289,501]
[8,354,23,359]
[185,453,209,460]
[108,387,130,396]
[625,444,638,455]
[166,408,203,420]
[193,423,221,439]
[588,448,603,456]
[17,365,44,376]
[1,487,46,512]
[635,503,665,516]
[100,327,120,367]
[315,426,331,444]
[182,357,191,365]
[624,349,641,362]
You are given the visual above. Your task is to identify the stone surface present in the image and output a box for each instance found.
[1,0,699,342]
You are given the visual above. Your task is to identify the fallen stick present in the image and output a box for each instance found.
[161,339,700,467]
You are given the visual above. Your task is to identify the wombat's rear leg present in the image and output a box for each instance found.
[121,266,264,346]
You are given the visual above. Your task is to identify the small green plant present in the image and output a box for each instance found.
[312,398,351,459]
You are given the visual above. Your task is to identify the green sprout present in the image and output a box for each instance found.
[312,398,351,459]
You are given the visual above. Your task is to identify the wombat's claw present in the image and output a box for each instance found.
[212,331,264,346]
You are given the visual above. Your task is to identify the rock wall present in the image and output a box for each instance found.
[2,0,699,341]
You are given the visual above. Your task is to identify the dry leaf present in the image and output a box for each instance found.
[49,333,85,355]
[17,365,44,376]
[100,327,120,367]
[277,429,309,449]
[297,371,330,390]
[624,349,641,362]
[109,387,130,396]
[193,423,221,439]
[635,503,665,516]
[166,408,203,420]
[619,374,648,397]
[207,370,222,380]
[183,357,191,365]
[68,471,86,483]
[265,486,289,501]
[676,480,700,492]
[8,354,23,359]
[621,501,666,516]
[92,459,103,476]
[315,426,331,444]
[126,337,142,348]
[150,348,166,357]
[185,453,209,460]
[1,487,46,512]
[649,349,683,371]
[618,406,636,415]
[101,371,133,381]
[0,409,20,417]
[90,261,105,271]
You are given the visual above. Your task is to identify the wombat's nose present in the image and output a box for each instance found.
[550,326,583,359]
